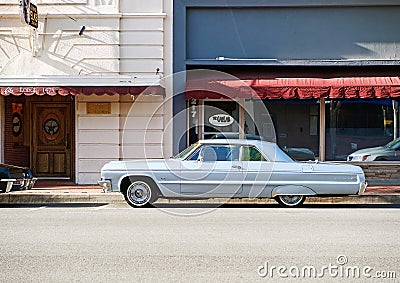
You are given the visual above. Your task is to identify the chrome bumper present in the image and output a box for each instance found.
[1,177,37,193]
[22,177,37,190]
[98,180,112,193]
[359,181,368,195]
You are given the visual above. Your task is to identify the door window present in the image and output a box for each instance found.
[242,146,267,161]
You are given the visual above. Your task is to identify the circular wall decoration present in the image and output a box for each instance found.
[12,112,22,137]
[43,115,60,141]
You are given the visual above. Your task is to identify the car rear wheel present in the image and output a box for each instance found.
[275,195,306,207]
[124,179,158,208]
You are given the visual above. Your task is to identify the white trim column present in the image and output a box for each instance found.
[162,0,173,158]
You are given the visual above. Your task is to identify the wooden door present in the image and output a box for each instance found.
[32,103,72,178]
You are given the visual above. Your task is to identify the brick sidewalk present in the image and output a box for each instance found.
[363,185,400,195]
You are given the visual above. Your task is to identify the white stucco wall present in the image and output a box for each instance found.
[0,1,167,77]
[76,94,165,184]
[0,1,120,76]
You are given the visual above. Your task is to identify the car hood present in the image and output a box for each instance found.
[349,146,387,156]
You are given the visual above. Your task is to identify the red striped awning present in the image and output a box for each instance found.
[0,86,164,96]
[185,77,400,99]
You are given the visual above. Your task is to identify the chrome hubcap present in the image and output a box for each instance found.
[127,181,151,206]
[135,189,144,198]
[279,195,303,206]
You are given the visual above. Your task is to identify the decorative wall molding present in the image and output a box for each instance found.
[0,75,162,86]
[0,0,87,4]
[0,13,167,19]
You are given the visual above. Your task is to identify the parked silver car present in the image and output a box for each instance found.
[99,139,367,207]
[347,137,400,162]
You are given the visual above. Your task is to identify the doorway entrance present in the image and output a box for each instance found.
[31,102,73,178]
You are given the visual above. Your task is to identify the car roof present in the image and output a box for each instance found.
[198,139,275,147]
[194,139,293,162]
[210,133,265,140]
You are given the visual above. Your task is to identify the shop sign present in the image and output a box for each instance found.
[209,114,234,127]
[28,3,38,29]
[87,102,111,114]
[12,113,22,137]
[20,0,38,29]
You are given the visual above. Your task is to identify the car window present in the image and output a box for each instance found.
[242,146,267,161]
[173,143,198,159]
[188,145,241,162]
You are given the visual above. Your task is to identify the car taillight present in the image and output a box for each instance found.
[361,155,370,161]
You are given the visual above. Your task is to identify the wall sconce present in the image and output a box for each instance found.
[78,26,86,36]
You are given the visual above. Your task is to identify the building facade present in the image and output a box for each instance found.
[173,0,400,173]
[0,0,173,184]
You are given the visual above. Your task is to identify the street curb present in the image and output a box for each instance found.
[0,193,125,205]
[1,193,400,205]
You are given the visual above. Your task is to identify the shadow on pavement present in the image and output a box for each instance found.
[0,203,109,208]
[153,203,400,209]
[1,203,400,209]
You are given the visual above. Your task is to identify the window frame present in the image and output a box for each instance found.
[185,144,270,162]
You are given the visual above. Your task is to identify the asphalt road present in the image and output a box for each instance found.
[0,204,399,282]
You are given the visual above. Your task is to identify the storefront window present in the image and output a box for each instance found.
[186,98,400,162]
[326,99,398,161]
[261,100,319,161]
[203,100,239,139]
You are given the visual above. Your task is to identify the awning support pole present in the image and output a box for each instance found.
[393,100,398,140]
[319,98,326,162]
[239,98,245,139]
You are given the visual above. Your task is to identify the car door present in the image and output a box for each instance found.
[240,145,274,198]
[180,144,243,197]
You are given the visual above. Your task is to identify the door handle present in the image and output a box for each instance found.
[302,165,313,173]
[66,134,70,149]
[232,165,242,170]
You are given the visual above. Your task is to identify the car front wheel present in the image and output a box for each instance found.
[275,195,306,207]
[124,179,158,208]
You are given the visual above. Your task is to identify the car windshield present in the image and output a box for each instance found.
[172,143,199,160]
[384,138,400,149]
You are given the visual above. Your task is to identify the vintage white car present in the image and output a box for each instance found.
[99,139,367,207]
